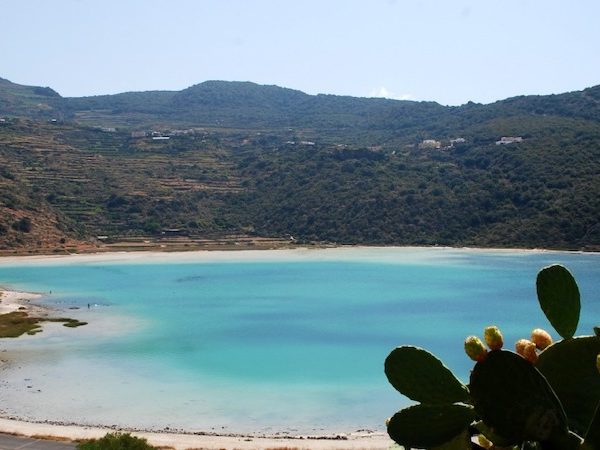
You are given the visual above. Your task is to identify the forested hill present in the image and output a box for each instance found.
[62,80,452,136]
[0,77,62,119]
[1,77,600,253]
[2,76,600,134]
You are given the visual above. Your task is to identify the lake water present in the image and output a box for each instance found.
[0,248,598,434]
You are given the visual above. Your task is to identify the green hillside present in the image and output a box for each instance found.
[0,77,64,119]
[1,77,599,253]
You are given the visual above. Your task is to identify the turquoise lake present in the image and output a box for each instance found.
[0,248,598,434]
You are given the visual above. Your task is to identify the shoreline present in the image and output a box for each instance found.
[0,285,392,449]
[0,417,392,449]
[0,244,597,267]
[1,238,598,260]
[0,288,392,449]
[0,289,43,315]
[0,288,88,339]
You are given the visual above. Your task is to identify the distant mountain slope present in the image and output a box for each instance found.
[0,77,64,119]
[1,76,600,252]
[65,90,176,114]
[490,85,600,122]
[174,80,310,107]
[63,79,453,133]
[3,76,600,134]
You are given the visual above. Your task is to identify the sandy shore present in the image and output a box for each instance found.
[0,246,387,265]
[0,289,43,314]
[0,245,582,268]
[0,418,392,449]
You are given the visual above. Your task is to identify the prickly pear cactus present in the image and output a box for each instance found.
[386,403,475,449]
[384,264,599,449]
[536,336,600,435]
[536,264,580,339]
[385,346,469,404]
[584,403,600,449]
[469,350,568,444]
[384,346,473,448]
[534,264,600,438]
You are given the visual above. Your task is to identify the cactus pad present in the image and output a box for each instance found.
[385,346,469,404]
[536,264,580,339]
[469,350,568,444]
[584,402,600,448]
[536,336,600,435]
[386,403,475,448]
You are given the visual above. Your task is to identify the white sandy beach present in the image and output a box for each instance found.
[0,246,406,265]
[0,418,392,450]
[0,289,43,314]
[0,418,393,450]
[0,245,575,268]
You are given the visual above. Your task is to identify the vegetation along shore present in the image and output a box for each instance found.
[0,289,86,338]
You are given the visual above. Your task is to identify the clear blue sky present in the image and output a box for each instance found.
[1,0,599,105]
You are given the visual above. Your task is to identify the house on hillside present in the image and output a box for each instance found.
[496,136,523,145]
[419,139,442,149]
[450,138,466,146]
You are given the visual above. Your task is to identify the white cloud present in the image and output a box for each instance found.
[368,86,414,101]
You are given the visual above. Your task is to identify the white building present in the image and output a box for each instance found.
[419,139,442,149]
[450,138,466,146]
[496,136,523,145]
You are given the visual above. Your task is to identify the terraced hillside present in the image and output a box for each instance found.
[0,120,271,253]
[1,78,600,252]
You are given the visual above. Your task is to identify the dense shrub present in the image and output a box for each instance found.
[76,433,155,450]
[11,217,32,233]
